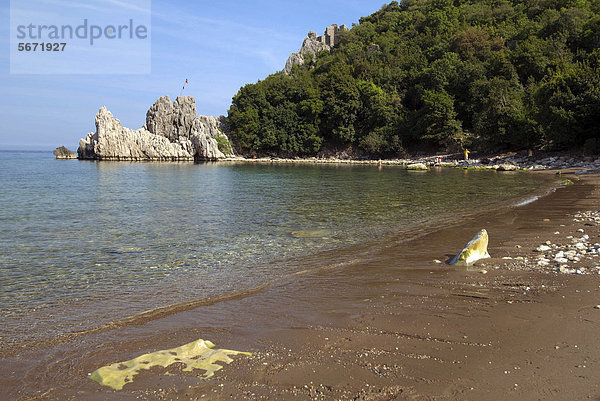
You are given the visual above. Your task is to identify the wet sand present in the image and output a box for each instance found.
[2,172,600,400]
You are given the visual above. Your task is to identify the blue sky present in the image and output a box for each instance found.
[0,0,386,150]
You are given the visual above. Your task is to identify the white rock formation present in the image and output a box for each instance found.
[78,96,234,161]
[283,32,331,74]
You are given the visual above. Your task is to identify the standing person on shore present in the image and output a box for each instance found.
[464,149,470,161]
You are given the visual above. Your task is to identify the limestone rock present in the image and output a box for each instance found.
[145,96,196,142]
[145,96,174,139]
[172,96,197,140]
[53,146,77,159]
[283,24,348,74]
[190,117,226,160]
[78,96,235,161]
[78,106,194,161]
[449,229,491,266]
[284,35,330,74]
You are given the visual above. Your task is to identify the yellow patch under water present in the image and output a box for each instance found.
[89,339,251,390]
[290,229,331,238]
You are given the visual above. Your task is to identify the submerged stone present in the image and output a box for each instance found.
[406,163,428,170]
[449,229,491,266]
[89,339,251,390]
[290,229,331,238]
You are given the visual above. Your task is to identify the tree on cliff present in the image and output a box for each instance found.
[226,0,600,157]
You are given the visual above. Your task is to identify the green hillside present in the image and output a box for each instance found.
[226,0,600,157]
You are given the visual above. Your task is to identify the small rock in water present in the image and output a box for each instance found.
[594,305,600,309]
[536,245,551,252]
[406,163,428,171]
[577,229,585,233]
[433,259,442,264]
[53,146,77,159]
[554,231,560,235]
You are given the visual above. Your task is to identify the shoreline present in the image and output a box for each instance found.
[2,171,600,400]
[57,147,600,174]
[194,172,600,400]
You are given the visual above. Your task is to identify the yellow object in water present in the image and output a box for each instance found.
[290,229,331,238]
[449,229,491,266]
[89,339,251,390]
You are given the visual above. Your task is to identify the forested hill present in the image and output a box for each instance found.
[226,0,600,157]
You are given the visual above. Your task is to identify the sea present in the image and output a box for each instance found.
[0,150,548,347]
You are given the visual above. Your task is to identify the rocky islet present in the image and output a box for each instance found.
[52,146,77,159]
[77,96,234,161]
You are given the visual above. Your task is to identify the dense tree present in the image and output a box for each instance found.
[226,0,600,156]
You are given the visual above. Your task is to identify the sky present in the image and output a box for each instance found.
[0,0,387,150]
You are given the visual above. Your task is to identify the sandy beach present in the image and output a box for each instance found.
[2,170,600,401]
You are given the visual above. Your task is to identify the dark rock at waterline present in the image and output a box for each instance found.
[53,146,77,159]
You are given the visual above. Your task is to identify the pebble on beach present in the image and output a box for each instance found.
[499,210,600,275]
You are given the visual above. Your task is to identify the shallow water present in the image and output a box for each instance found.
[0,151,546,346]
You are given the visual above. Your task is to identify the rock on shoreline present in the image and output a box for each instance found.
[232,153,600,173]
[78,96,235,161]
[449,229,491,266]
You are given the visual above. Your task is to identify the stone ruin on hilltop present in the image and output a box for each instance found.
[283,24,349,74]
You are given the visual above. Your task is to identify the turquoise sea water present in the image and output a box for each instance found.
[0,151,545,345]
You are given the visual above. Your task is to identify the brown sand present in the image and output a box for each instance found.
[2,172,600,401]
